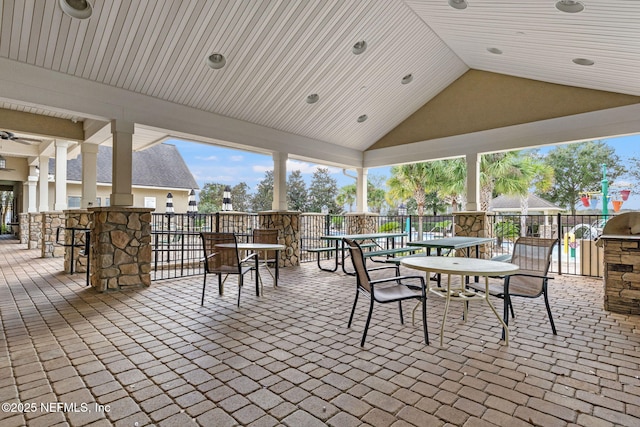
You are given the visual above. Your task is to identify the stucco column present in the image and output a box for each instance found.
[110,120,134,206]
[356,167,368,213]
[38,155,49,211]
[54,140,70,211]
[26,167,38,213]
[466,152,480,211]
[272,152,288,211]
[81,143,99,208]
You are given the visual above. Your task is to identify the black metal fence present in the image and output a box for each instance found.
[151,211,612,280]
[151,213,258,280]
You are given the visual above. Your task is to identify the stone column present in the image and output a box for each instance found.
[453,211,493,258]
[258,211,300,267]
[89,207,152,292]
[63,209,93,274]
[40,212,65,258]
[28,213,42,249]
[19,213,29,244]
[345,213,378,234]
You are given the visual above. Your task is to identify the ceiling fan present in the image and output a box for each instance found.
[0,130,42,144]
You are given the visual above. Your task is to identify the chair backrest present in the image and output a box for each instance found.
[343,238,372,293]
[253,229,278,259]
[200,232,241,274]
[509,236,556,289]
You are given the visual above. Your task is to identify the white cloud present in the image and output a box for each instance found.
[253,164,273,173]
[230,155,244,162]
[286,159,342,175]
[195,155,218,161]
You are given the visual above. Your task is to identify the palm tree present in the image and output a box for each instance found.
[336,184,357,212]
[387,163,442,238]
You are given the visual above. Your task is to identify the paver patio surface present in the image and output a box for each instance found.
[1,236,639,426]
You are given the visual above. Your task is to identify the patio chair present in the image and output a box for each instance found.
[200,232,258,307]
[252,228,279,286]
[344,238,429,346]
[467,236,557,337]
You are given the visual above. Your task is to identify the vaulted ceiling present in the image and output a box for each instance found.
[1,0,639,169]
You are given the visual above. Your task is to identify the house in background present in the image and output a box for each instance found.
[53,143,198,214]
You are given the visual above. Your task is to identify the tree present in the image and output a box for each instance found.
[337,184,357,212]
[251,171,274,212]
[307,168,341,213]
[231,182,251,212]
[198,183,226,213]
[541,141,625,214]
[367,175,387,214]
[287,170,308,211]
[387,162,442,238]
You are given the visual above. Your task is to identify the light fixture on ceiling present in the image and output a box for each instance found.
[59,0,92,19]
[352,40,367,55]
[448,0,468,10]
[357,114,368,123]
[487,47,503,55]
[555,0,585,13]
[401,74,414,84]
[206,53,226,69]
[306,94,319,104]
[572,57,594,66]
[0,155,6,169]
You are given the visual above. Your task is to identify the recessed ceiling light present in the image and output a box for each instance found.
[487,47,503,55]
[59,0,92,19]
[448,0,468,10]
[357,114,368,123]
[352,41,367,55]
[401,74,414,84]
[206,53,226,69]
[572,58,594,66]
[555,0,585,13]
[306,94,319,104]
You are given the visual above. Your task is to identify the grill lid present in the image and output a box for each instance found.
[597,212,640,244]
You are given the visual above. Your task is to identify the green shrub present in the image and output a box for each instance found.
[494,220,520,244]
[379,221,400,232]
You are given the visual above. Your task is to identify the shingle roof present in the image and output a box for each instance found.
[53,143,198,190]
[490,194,563,212]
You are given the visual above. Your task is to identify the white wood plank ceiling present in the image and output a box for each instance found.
[0,0,638,155]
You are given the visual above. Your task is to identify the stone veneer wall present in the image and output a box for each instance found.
[64,209,93,274]
[601,238,640,314]
[89,207,152,292]
[28,213,41,250]
[40,212,66,258]
[452,211,492,258]
[258,211,300,267]
[19,213,29,244]
[345,213,379,234]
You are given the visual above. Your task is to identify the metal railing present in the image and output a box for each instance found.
[150,212,612,280]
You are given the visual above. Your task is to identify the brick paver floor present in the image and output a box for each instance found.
[1,236,639,426]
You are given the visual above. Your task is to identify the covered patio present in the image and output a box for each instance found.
[1,236,638,426]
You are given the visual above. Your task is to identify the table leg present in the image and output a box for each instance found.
[255,255,260,296]
[483,276,509,345]
[275,250,279,286]
[440,273,452,347]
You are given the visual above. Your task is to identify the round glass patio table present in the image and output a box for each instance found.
[400,256,519,346]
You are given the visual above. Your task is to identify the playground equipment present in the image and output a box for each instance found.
[580,164,631,214]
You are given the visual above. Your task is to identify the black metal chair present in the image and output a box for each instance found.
[344,238,429,346]
[200,232,257,307]
[467,236,557,337]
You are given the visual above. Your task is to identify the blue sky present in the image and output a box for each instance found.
[169,134,640,209]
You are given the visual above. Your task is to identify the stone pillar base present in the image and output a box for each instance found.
[258,211,300,267]
[453,211,492,258]
[89,207,152,292]
[345,213,379,234]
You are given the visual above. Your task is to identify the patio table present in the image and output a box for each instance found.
[216,242,285,296]
[401,256,519,346]
[319,232,409,274]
